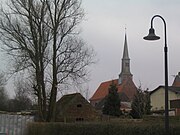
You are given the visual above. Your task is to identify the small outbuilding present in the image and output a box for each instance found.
[56,93,99,122]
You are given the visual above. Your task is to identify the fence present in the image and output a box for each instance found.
[0,113,34,135]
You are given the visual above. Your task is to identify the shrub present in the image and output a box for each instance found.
[27,120,180,135]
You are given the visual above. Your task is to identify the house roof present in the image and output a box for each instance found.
[172,72,180,87]
[56,93,85,114]
[150,86,180,95]
[89,79,137,101]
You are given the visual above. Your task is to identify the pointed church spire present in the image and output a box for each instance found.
[122,33,130,60]
[118,30,132,85]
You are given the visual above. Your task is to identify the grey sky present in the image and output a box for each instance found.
[1,0,180,98]
[81,0,180,97]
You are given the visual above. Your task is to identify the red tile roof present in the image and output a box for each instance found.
[172,74,180,87]
[90,79,137,102]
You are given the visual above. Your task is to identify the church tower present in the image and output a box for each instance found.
[118,32,133,84]
[90,30,137,106]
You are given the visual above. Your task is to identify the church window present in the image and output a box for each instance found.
[125,63,129,67]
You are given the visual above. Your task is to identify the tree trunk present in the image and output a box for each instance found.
[47,23,58,122]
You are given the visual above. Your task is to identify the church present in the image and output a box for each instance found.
[89,33,137,110]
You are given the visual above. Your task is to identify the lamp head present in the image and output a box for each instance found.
[143,28,160,40]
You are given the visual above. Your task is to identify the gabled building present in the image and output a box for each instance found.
[56,93,99,122]
[150,86,180,111]
[89,33,137,109]
[150,72,180,115]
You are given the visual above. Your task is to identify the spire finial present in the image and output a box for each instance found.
[125,24,127,34]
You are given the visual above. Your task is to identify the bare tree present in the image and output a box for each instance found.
[8,78,33,112]
[0,0,94,122]
[0,0,49,120]
[0,73,6,87]
[0,73,8,111]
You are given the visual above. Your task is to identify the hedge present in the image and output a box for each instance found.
[26,121,180,135]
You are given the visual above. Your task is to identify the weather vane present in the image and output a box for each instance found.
[125,24,127,33]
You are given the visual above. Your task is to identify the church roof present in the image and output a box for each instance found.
[89,79,137,102]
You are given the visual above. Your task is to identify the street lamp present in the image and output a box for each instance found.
[143,15,169,135]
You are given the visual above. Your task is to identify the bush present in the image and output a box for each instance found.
[27,120,180,135]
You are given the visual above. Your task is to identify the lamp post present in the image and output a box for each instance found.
[143,15,169,135]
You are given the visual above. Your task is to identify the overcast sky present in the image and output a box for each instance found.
[81,0,180,98]
[1,0,180,98]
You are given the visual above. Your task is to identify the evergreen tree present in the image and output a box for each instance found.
[102,82,121,117]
